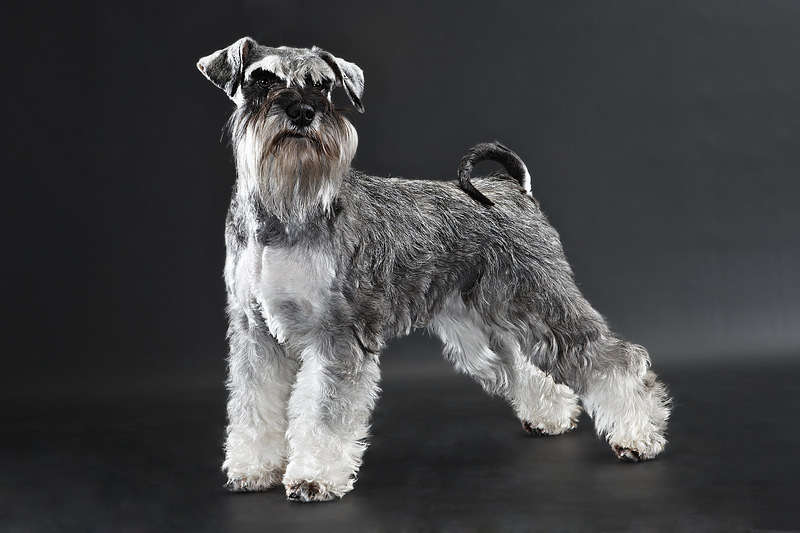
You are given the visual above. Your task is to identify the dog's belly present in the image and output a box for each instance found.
[232,242,336,343]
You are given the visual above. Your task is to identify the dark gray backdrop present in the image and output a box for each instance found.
[23,1,800,392]
[4,2,800,530]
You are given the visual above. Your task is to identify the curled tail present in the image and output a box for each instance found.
[457,141,531,206]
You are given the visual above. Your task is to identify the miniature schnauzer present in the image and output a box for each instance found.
[197,37,671,503]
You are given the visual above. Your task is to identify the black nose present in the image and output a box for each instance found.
[286,102,315,128]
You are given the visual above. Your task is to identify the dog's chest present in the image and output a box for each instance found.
[233,239,336,342]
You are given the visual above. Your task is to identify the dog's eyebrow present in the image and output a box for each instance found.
[245,55,286,79]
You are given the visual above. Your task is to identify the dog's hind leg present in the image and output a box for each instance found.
[508,351,582,436]
[223,307,298,491]
[429,296,512,397]
[575,338,671,461]
[430,295,580,435]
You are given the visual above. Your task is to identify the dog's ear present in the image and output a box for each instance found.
[197,37,257,101]
[313,47,365,113]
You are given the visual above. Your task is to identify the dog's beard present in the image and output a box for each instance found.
[232,107,357,222]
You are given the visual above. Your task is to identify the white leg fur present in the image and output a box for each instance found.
[283,347,381,502]
[224,324,298,491]
[430,296,511,395]
[581,344,671,461]
[431,295,580,435]
[509,353,582,436]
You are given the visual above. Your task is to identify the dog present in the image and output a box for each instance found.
[197,37,671,503]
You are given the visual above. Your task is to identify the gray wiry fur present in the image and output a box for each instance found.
[198,37,671,503]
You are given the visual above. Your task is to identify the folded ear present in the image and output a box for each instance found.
[197,37,257,101]
[313,47,365,113]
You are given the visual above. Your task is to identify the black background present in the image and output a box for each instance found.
[6,1,800,531]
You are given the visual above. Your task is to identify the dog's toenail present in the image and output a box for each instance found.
[613,445,642,463]
[523,421,546,437]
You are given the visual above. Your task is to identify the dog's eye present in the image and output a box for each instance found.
[306,76,332,94]
[251,69,281,89]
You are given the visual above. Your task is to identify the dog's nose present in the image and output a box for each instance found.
[286,102,315,128]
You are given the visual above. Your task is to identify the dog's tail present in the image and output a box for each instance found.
[457,141,531,206]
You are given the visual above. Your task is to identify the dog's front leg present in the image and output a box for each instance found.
[283,330,381,502]
[223,309,298,491]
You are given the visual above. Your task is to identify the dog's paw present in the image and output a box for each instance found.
[284,479,338,503]
[522,402,581,437]
[517,379,582,437]
[522,415,578,436]
[225,469,283,492]
[609,433,666,462]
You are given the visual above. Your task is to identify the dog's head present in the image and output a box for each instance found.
[197,37,363,221]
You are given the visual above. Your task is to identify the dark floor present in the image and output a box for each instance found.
[3,351,799,532]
